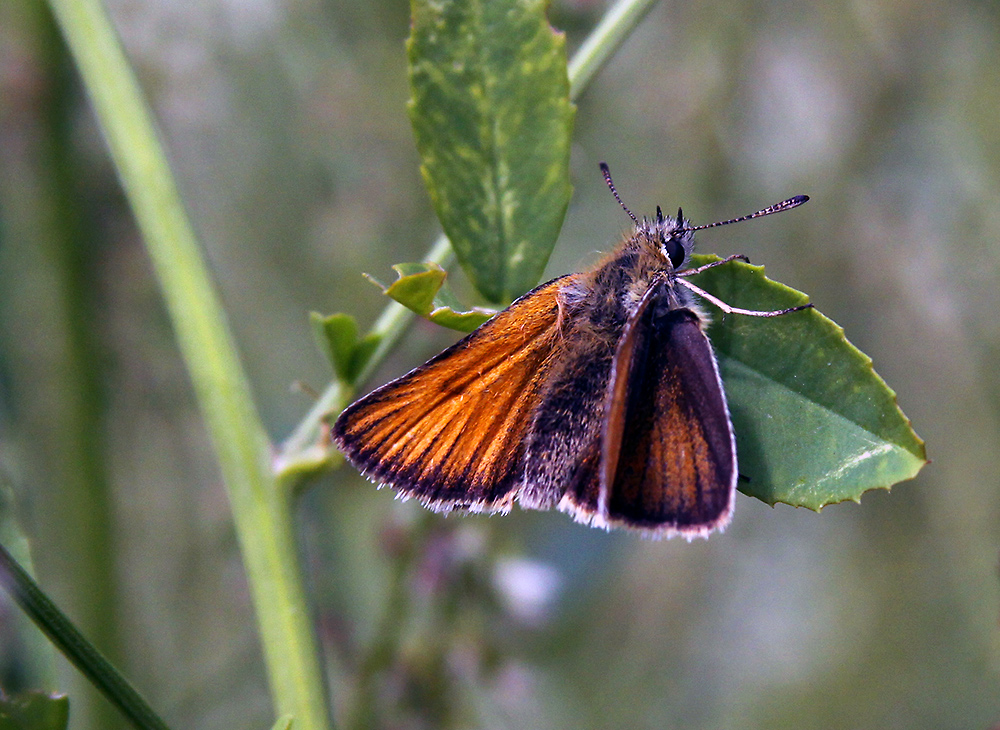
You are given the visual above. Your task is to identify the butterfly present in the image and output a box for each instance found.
[334,164,811,538]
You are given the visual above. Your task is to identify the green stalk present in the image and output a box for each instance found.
[568,0,660,100]
[275,0,662,477]
[44,1,330,728]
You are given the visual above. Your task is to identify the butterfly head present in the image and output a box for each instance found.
[600,163,695,273]
[600,162,808,277]
[646,205,695,271]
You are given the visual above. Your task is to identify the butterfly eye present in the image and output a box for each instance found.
[664,234,685,269]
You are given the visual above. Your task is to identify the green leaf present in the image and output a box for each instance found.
[310,312,383,383]
[408,0,575,303]
[687,255,927,509]
[0,692,69,730]
[367,263,496,333]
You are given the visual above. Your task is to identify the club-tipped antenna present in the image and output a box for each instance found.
[600,162,638,223]
[684,195,809,232]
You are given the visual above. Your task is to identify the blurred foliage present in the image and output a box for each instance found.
[1,0,1000,729]
[0,691,68,730]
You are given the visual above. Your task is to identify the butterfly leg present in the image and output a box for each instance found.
[676,278,814,318]
[679,254,751,276]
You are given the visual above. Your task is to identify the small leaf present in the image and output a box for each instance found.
[408,0,575,303]
[368,263,496,333]
[379,263,447,315]
[0,692,69,730]
[310,312,383,383]
[310,312,357,381]
[426,307,494,333]
[688,255,927,509]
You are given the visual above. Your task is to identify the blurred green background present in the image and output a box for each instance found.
[2,0,999,728]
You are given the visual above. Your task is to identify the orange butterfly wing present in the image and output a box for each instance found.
[333,276,572,512]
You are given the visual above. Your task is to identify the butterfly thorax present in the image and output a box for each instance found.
[562,219,697,334]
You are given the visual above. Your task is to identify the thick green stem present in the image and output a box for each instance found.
[44,1,331,728]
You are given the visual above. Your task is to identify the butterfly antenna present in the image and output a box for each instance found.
[600,162,638,223]
[684,195,809,232]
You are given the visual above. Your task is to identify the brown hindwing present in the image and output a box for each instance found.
[599,281,737,537]
[332,276,572,512]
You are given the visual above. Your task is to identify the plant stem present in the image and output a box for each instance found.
[44,1,331,728]
[569,0,661,100]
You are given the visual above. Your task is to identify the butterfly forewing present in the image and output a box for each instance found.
[599,281,737,537]
[333,276,571,511]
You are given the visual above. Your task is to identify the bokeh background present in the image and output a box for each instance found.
[2,0,1000,728]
